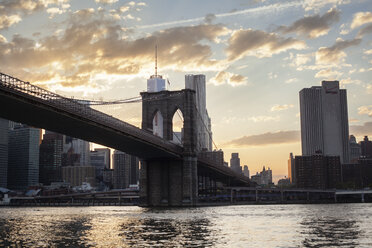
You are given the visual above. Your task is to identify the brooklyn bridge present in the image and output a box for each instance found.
[0,72,251,207]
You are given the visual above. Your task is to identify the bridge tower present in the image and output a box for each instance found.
[140,89,199,206]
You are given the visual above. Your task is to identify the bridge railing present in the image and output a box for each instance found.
[0,72,182,154]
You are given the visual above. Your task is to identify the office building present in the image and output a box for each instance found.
[185,74,213,151]
[62,166,96,187]
[288,153,296,184]
[103,168,114,188]
[0,118,9,188]
[243,165,250,178]
[8,124,40,190]
[360,136,372,158]
[251,166,272,186]
[299,81,349,163]
[295,154,341,189]
[90,148,111,181]
[230,153,242,174]
[63,137,90,166]
[342,158,372,189]
[113,150,139,189]
[349,135,361,162]
[277,177,290,187]
[39,131,63,185]
[198,149,224,166]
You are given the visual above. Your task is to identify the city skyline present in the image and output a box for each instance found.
[1,0,372,180]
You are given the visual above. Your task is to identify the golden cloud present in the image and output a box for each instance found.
[350,122,372,136]
[0,0,71,30]
[315,38,361,65]
[0,9,229,88]
[351,11,372,29]
[270,104,294,112]
[224,130,300,147]
[314,69,342,79]
[209,71,248,86]
[277,8,340,38]
[226,29,306,61]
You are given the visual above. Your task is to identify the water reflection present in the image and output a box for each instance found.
[0,205,371,247]
[0,212,92,247]
[300,208,361,247]
[120,217,213,247]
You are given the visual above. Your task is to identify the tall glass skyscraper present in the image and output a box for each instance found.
[8,124,40,190]
[299,81,350,163]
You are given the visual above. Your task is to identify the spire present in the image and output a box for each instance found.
[155,45,158,77]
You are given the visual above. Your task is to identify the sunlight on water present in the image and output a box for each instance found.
[0,204,372,247]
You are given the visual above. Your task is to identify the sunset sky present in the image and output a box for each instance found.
[1,0,372,181]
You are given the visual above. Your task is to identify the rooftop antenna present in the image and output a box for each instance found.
[155,45,158,77]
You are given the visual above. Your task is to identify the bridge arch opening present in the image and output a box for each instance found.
[152,110,163,138]
[172,108,184,145]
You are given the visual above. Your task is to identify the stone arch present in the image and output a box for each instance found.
[141,89,198,155]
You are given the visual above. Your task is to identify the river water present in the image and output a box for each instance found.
[0,204,371,247]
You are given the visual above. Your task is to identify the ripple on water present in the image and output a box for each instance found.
[0,204,371,247]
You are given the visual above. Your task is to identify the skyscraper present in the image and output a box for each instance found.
[8,124,40,190]
[63,137,90,166]
[113,150,139,189]
[39,131,63,185]
[295,154,341,189]
[90,148,111,182]
[299,81,350,163]
[360,136,372,158]
[0,118,9,188]
[349,135,361,162]
[288,153,296,184]
[230,153,242,174]
[185,74,213,151]
[243,165,250,178]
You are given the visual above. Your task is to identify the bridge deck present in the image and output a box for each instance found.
[0,72,182,159]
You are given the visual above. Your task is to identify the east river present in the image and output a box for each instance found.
[0,204,371,247]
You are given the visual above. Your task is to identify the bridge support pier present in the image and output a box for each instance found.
[139,157,198,207]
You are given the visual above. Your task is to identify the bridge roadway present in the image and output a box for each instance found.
[0,72,183,159]
[0,72,249,186]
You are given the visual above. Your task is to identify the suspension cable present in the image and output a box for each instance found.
[194,102,218,150]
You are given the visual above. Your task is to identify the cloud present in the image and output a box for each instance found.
[268,72,277,79]
[249,115,280,122]
[0,14,21,30]
[95,0,118,3]
[358,105,372,117]
[224,130,300,147]
[350,122,372,136]
[277,8,340,38]
[285,78,298,84]
[0,11,229,89]
[367,84,372,94]
[209,71,248,86]
[315,38,361,65]
[0,0,71,30]
[226,29,306,60]
[303,0,351,12]
[340,77,361,86]
[314,69,342,79]
[270,104,294,112]
[358,23,372,37]
[288,53,313,70]
[138,1,303,29]
[351,12,372,29]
